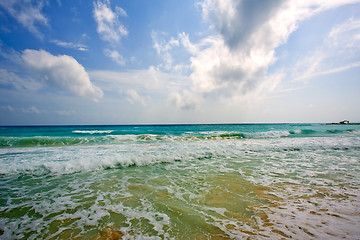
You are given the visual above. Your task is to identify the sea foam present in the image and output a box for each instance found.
[72,130,114,134]
[1,124,360,239]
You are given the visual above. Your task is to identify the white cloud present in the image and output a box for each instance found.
[55,110,76,116]
[0,42,23,63]
[0,105,15,112]
[178,32,200,55]
[93,0,128,44]
[329,18,360,38]
[0,0,48,38]
[0,105,42,114]
[89,67,192,109]
[328,18,360,49]
[0,68,43,91]
[293,17,360,83]
[292,50,360,83]
[89,66,190,93]
[191,0,297,94]
[21,106,40,114]
[151,31,180,70]
[125,89,147,106]
[115,6,127,17]
[169,90,201,110]
[22,49,103,101]
[104,49,126,65]
[183,0,360,99]
[51,40,88,51]
[298,62,360,82]
[159,0,360,110]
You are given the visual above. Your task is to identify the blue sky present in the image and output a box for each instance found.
[0,0,360,125]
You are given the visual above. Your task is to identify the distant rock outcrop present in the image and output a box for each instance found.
[325,120,360,125]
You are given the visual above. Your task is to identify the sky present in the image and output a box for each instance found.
[0,0,360,125]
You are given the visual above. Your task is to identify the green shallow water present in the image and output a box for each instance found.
[1,124,360,239]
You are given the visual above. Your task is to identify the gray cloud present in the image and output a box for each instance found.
[201,0,286,50]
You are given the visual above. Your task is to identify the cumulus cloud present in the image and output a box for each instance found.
[199,0,288,50]
[93,0,128,44]
[0,0,48,38]
[178,32,199,55]
[190,0,294,95]
[22,49,103,101]
[185,0,360,96]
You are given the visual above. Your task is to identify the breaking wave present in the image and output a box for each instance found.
[0,128,358,148]
[72,130,115,134]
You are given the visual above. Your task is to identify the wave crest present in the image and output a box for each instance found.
[72,130,114,134]
[1,128,358,149]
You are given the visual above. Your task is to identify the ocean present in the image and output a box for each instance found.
[0,124,359,239]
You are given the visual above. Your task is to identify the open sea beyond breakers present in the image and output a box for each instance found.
[0,123,360,239]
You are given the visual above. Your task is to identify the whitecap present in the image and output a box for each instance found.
[72,130,114,134]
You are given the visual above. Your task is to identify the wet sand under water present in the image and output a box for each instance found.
[33,171,359,240]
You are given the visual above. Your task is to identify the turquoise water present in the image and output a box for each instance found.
[0,124,360,239]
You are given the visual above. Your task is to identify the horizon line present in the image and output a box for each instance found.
[0,122,331,127]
